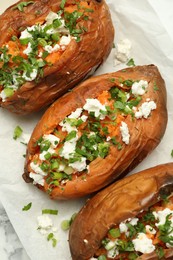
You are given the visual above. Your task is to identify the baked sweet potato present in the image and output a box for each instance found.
[23,65,167,199]
[69,163,173,260]
[0,0,114,114]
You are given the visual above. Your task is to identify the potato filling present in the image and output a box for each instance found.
[93,195,173,260]
[0,0,94,101]
[28,79,157,194]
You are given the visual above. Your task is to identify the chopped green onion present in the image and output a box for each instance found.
[53,19,62,28]
[98,256,107,260]
[47,233,57,247]
[13,125,23,140]
[20,38,30,45]
[44,152,52,160]
[109,228,121,238]
[60,0,66,9]
[47,233,54,241]
[61,220,70,231]
[52,238,57,247]
[12,1,34,12]
[61,212,77,231]
[4,88,14,98]
[51,160,59,170]
[65,130,77,141]
[42,209,58,215]
[22,202,32,211]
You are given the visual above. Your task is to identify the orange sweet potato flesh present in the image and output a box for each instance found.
[23,65,167,200]
[0,0,114,114]
[69,163,173,260]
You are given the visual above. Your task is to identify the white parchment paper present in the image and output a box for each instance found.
[0,0,173,259]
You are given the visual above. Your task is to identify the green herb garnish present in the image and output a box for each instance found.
[13,125,23,140]
[22,202,32,211]
[42,209,58,215]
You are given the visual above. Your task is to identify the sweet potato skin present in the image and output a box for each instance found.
[0,0,114,114]
[69,163,173,260]
[23,65,168,199]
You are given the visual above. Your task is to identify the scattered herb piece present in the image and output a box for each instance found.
[61,213,77,231]
[22,202,32,211]
[171,150,173,157]
[13,125,23,140]
[47,233,54,241]
[61,220,70,231]
[52,238,57,247]
[47,233,57,247]
[126,58,135,67]
[42,209,58,215]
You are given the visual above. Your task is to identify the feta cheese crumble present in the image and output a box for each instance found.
[83,98,107,119]
[29,162,47,186]
[132,233,155,254]
[44,44,60,54]
[69,157,87,172]
[153,208,173,227]
[68,108,83,119]
[134,101,157,119]
[37,215,53,235]
[30,162,46,176]
[132,80,148,96]
[114,39,132,65]
[120,121,130,145]
[43,134,60,148]
[60,138,77,160]
[29,173,45,186]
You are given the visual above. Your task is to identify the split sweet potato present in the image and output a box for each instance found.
[0,0,114,114]
[69,163,173,260]
[23,65,167,199]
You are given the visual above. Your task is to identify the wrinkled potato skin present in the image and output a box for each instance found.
[69,163,173,260]
[23,65,167,200]
[0,0,114,114]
